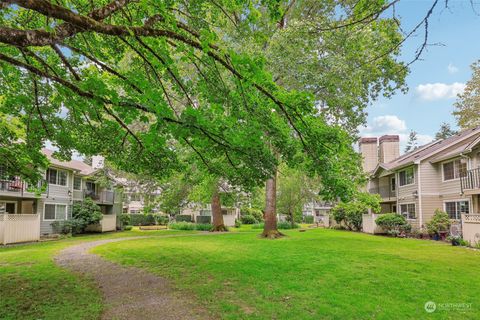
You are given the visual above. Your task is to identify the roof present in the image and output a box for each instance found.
[42,149,97,176]
[372,126,480,175]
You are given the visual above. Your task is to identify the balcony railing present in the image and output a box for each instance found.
[84,190,114,204]
[460,168,480,192]
[369,186,396,200]
[0,177,48,196]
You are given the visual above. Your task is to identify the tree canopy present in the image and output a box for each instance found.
[454,60,480,129]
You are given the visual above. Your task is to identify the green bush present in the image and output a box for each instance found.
[196,223,215,231]
[175,214,193,222]
[234,219,242,228]
[196,215,212,224]
[250,222,298,230]
[375,213,411,237]
[130,213,156,226]
[69,198,103,234]
[155,215,169,225]
[51,220,83,235]
[277,221,300,229]
[119,213,131,227]
[304,215,314,224]
[240,215,257,224]
[168,222,213,231]
[241,207,263,222]
[426,209,451,236]
[124,225,133,231]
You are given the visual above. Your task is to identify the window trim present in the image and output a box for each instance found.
[441,158,467,182]
[73,176,82,191]
[390,176,396,192]
[443,199,470,220]
[400,203,416,220]
[0,201,17,214]
[46,168,69,187]
[43,203,68,221]
[398,167,415,187]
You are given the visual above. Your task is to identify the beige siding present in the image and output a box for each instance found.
[396,165,418,202]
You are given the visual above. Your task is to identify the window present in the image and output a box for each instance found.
[73,176,82,190]
[392,205,397,213]
[399,167,414,186]
[390,177,396,191]
[44,204,68,220]
[444,200,469,220]
[400,203,416,219]
[130,193,141,201]
[0,201,16,214]
[46,168,67,186]
[442,159,467,181]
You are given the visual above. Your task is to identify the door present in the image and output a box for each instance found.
[0,201,16,214]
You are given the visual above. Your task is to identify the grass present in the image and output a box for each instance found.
[2,227,480,319]
[92,228,480,320]
[0,228,197,320]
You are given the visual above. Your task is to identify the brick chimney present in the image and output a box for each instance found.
[379,135,400,164]
[359,137,378,173]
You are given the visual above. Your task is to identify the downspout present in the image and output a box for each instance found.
[416,161,423,229]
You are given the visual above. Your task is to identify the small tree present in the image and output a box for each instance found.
[426,209,451,236]
[435,122,457,140]
[72,198,103,233]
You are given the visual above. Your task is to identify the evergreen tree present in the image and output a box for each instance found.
[435,122,457,140]
[404,131,418,153]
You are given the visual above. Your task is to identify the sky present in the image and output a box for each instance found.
[360,0,480,152]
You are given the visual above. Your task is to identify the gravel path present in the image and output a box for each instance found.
[55,236,212,320]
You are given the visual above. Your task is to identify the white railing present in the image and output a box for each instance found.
[0,214,40,245]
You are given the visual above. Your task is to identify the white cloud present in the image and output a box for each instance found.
[447,63,459,74]
[415,82,465,101]
[359,115,434,154]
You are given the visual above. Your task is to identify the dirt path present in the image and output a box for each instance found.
[55,235,213,320]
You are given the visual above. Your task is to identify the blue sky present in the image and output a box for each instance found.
[360,0,480,152]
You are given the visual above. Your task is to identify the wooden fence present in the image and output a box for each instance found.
[86,214,117,233]
[0,214,40,245]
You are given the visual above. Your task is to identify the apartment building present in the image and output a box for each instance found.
[361,127,480,229]
[0,149,122,243]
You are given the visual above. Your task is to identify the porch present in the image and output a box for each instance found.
[0,214,40,245]
[461,168,480,194]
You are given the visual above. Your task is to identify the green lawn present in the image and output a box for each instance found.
[0,229,196,320]
[93,228,480,320]
[1,228,480,319]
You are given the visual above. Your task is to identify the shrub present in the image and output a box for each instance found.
[168,222,213,231]
[241,207,263,222]
[277,221,299,229]
[155,215,169,225]
[130,213,156,226]
[375,213,411,237]
[69,198,103,234]
[331,202,364,231]
[51,220,83,235]
[176,214,193,222]
[234,219,242,228]
[426,209,451,236]
[304,215,314,224]
[240,214,257,224]
[119,213,131,227]
[196,215,212,224]
[124,225,133,231]
[196,223,215,231]
[251,222,298,229]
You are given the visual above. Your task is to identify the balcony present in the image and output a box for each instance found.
[461,168,480,193]
[369,186,396,201]
[0,177,48,198]
[84,190,114,204]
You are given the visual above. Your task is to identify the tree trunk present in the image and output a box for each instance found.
[211,186,227,232]
[290,210,295,229]
[261,172,284,238]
